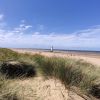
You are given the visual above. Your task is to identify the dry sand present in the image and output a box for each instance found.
[12,48,100,67]
[7,76,86,100]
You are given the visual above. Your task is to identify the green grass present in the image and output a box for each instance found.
[0,48,100,99]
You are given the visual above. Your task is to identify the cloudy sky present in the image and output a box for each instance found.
[0,0,100,50]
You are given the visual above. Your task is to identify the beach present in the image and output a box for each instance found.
[0,48,99,100]
[11,48,100,67]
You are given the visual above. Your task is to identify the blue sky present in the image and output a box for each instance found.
[0,0,100,50]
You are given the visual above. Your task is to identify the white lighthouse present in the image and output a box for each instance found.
[50,46,53,52]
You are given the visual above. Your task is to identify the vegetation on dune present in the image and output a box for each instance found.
[33,53,100,99]
[0,48,100,99]
[36,56,99,92]
[0,48,37,99]
[0,48,19,61]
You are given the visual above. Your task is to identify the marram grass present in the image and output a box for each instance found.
[0,48,100,99]
[34,54,100,98]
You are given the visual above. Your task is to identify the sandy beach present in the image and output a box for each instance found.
[11,48,100,67]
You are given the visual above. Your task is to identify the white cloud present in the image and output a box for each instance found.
[14,23,32,33]
[0,16,100,50]
[0,26,99,50]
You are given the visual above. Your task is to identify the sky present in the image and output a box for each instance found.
[0,0,100,50]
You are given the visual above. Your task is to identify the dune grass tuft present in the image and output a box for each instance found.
[33,54,100,98]
[0,48,19,61]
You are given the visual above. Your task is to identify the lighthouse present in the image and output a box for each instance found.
[50,46,53,52]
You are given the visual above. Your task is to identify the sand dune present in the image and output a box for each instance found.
[9,49,100,100]
[8,76,86,100]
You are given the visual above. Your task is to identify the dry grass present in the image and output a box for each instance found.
[34,54,100,98]
[0,48,37,99]
[0,48,100,99]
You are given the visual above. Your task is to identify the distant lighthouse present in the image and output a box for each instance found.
[50,46,53,52]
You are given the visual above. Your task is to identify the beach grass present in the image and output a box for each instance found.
[0,48,100,99]
[33,54,100,98]
[0,48,36,99]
